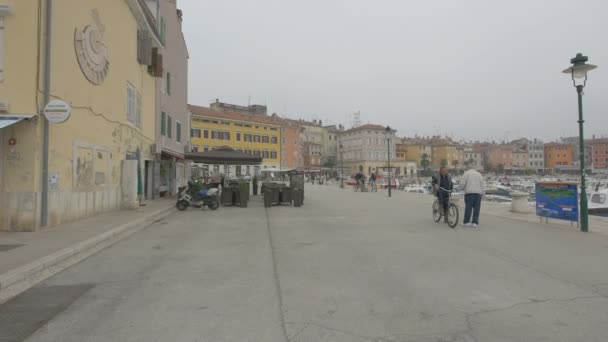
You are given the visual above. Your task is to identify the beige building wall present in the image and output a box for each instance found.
[0,0,158,231]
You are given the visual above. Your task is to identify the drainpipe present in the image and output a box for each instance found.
[41,0,52,227]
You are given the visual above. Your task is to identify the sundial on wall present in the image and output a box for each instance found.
[74,9,109,85]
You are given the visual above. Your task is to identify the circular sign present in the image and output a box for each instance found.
[43,100,72,124]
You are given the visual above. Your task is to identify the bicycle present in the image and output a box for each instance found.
[432,187,459,228]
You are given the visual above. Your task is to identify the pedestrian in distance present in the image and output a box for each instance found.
[369,173,377,192]
[460,166,485,227]
[432,167,453,223]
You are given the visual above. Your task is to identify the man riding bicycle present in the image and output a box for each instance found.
[432,167,453,223]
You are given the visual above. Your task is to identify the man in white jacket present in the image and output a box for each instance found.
[460,167,485,227]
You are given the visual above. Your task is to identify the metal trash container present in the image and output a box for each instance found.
[222,188,234,206]
[293,189,303,207]
[281,187,293,205]
[263,190,272,208]
[271,187,280,205]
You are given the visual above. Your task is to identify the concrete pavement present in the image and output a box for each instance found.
[1,184,607,341]
[0,198,176,304]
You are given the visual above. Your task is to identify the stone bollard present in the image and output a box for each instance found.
[511,191,531,213]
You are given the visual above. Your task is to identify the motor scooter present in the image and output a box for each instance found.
[176,182,220,211]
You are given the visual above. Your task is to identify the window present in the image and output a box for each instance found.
[160,111,166,135]
[263,150,269,158]
[254,135,261,143]
[245,124,252,128]
[221,121,230,125]
[271,151,277,159]
[282,137,286,144]
[262,135,269,143]
[167,115,172,138]
[254,150,261,157]
[204,146,210,152]
[245,150,252,155]
[211,130,220,139]
[235,123,244,127]
[222,132,230,140]
[191,129,201,138]
[212,120,219,124]
[245,133,252,142]
[236,132,242,141]
[176,122,181,143]
[263,127,268,130]
[192,146,199,152]
[160,16,166,44]
[270,127,277,131]
[203,129,209,139]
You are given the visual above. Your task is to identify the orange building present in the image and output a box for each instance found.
[486,145,513,170]
[544,143,573,169]
[281,119,304,169]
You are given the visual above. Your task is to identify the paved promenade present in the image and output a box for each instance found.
[0,184,606,341]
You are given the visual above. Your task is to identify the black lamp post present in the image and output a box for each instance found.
[562,53,597,233]
[385,126,392,198]
[339,144,344,189]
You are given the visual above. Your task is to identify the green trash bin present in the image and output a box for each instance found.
[263,190,272,208]
[281,187,293,205]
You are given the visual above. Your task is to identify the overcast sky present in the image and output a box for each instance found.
[179,0,607,142]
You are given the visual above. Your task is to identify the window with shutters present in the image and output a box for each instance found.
[254,135,261,143]
[271,136,278,144]
[271,151,277,159]
[166,72,171,95]
[263,150,269,158]
[191,129,201,138]
[212,130,220,139]
[244,133,252,142]
[203,129,209,139]
[160,17,166,44]
[236,132,242,141]
[167,115,172,138]
[160,111,166,135]
[176,122,181,143]
[262,135,269,143]
[222,131,230,140]
[192,145,199,152]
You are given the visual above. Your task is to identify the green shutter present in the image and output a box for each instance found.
[167,115,172,138]
[161,111,166,135]
[176,122,181,143]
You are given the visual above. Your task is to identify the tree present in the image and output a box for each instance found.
[440,159,448,168]
[467,158,475,168]
[420,153,430,170]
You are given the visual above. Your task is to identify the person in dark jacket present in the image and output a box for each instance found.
[432,167,453,223]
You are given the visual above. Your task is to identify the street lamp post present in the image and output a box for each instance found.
[562,53,597,232]
[385,126,392,198]
[339,144,344,189]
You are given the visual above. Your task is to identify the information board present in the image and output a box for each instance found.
[535,182,578,222]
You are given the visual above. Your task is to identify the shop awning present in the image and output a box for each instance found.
[0,114,35,129]
[185,146,262,165]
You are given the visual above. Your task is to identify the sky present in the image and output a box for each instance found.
[179,0,607,142]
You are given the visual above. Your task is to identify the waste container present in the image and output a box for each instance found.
[281,187,293,205]
[293,189,303,207]
[221,188,234,206]
[263,190,272,208]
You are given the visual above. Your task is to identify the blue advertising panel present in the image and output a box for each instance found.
[535,182,578,222]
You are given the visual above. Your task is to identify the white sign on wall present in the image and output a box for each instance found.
[43,100,72,124]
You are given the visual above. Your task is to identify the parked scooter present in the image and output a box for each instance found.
[176,182,220,211]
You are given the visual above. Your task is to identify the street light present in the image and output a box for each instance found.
[562,53,597,232]
[385,126,392,198]
[339,144,344,189]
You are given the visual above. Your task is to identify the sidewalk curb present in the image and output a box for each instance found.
[0,205,176,304]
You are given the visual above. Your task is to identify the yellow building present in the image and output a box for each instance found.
[431,140,460,169]
[189,105,282,170]
[397,139,432,168]
[0,0,162,231]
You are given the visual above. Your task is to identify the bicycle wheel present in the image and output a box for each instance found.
[432,200,442,222]
[447,203,459,228]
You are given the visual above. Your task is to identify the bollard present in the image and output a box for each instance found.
[511,191,531,213]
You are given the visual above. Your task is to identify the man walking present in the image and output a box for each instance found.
[369,173,377,192]
[460,166,485,227]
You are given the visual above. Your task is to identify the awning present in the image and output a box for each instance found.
[0,114,35,129]
[185,146,262,165]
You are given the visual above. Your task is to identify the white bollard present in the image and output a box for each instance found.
[511,191,531,213]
